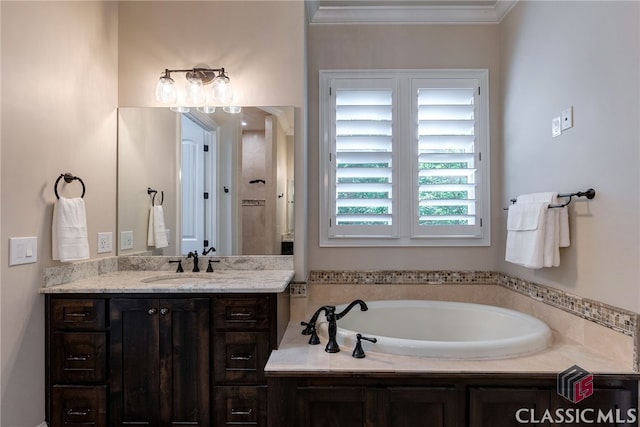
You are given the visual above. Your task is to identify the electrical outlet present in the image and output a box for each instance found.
[120,231,134,250]
[290,283,307,298]
[97,232,113,253]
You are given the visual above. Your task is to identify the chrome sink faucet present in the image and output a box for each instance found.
[301,299,368,353]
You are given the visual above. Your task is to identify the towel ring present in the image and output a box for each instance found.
[54,173,85,199]
[147,187,164,206]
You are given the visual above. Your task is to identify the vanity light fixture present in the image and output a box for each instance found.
[154,67,235,112]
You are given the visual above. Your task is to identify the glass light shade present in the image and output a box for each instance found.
[187,76,206,106]
[170,105,190,113]
[211,74,234,104]
[197,106,217,114]
[223,106,242,114]
[155,75,177,104]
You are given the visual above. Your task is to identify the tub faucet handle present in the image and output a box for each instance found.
[352,333,377,359]
[300,321,320,345]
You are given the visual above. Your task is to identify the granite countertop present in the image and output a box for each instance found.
[265,322,638,376]
[39,269,294,294]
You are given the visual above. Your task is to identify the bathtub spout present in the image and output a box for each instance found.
[336,299,368,320]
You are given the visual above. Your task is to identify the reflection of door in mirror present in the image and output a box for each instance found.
[181,115,217,256]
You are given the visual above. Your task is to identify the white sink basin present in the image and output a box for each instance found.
[142,273,216,285]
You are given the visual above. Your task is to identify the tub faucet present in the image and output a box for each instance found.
[302,300,368,353]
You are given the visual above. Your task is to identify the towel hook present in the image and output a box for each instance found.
[147,187,164,206]
[54,173,85,199]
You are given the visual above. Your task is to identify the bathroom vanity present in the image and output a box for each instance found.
[41,268,292,427]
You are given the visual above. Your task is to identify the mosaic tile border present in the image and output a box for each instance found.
[309,270,638,338]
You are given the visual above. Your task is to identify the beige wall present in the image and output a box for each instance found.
[306,23,502,271]
[118,108,180,255]
[118,1,305,108]
[1,2,118,425]
[499,1,640,312]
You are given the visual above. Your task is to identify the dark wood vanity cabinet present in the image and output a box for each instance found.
[268,375,638,427]
[46,292,287,427]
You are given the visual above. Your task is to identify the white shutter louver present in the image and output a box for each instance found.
[335,89,393,225]
[413,79,482,237]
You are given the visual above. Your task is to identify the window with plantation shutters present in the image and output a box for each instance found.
[412,78,482,238]
[320,70,490,247]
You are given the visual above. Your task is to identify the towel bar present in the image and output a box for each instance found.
[54,173,85,199]
[505,188,595,210]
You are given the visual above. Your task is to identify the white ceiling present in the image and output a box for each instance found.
[307,0,518,24]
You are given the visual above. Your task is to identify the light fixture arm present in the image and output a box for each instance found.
[163,67,226,85]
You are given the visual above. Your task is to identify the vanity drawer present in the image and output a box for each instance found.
[214,386,267,426]
[51,299,106,330]
[51,332,107,383]
[51,385,107,427]
[213,332,269,384]
[214,296,270,330]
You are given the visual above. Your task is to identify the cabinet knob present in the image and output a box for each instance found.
[148,308,157,315]
[160,307,170,315]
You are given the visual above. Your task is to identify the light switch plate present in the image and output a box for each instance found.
[9,236,38,266]
[552,116,562,137]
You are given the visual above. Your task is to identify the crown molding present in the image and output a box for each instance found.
[308,0,518,24]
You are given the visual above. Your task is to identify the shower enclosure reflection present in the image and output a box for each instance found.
[117,106,294,256]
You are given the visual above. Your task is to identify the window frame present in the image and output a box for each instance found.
[319,69,491,247]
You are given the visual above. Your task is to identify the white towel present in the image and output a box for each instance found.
[506,192,571,268]
[505,201,548,268]
[52,197,90,262]
[147,205,168,248]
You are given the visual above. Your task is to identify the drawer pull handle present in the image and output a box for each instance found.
[66,312,90,318]
[230,354,253,361]
[66,408,90,416]
[230,311,253,318]
[231,408,253,416]
[148,308,157,315]
[66,354,90,361]
[160,307,170,315]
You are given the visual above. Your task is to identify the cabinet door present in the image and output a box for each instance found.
[110,298,161,426]
[296,387,376,427]
[158,298,210,426]
[469,387,551,427]
[380,387,461,427]
[110,298,210,427]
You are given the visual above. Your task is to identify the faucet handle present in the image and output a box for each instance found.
[300,321,314,335]
[300,321,320,345]
[352,333,377,359]
[206,259,220,272]
[168,260,184,273]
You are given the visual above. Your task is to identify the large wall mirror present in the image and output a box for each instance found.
[117,106,294,256]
